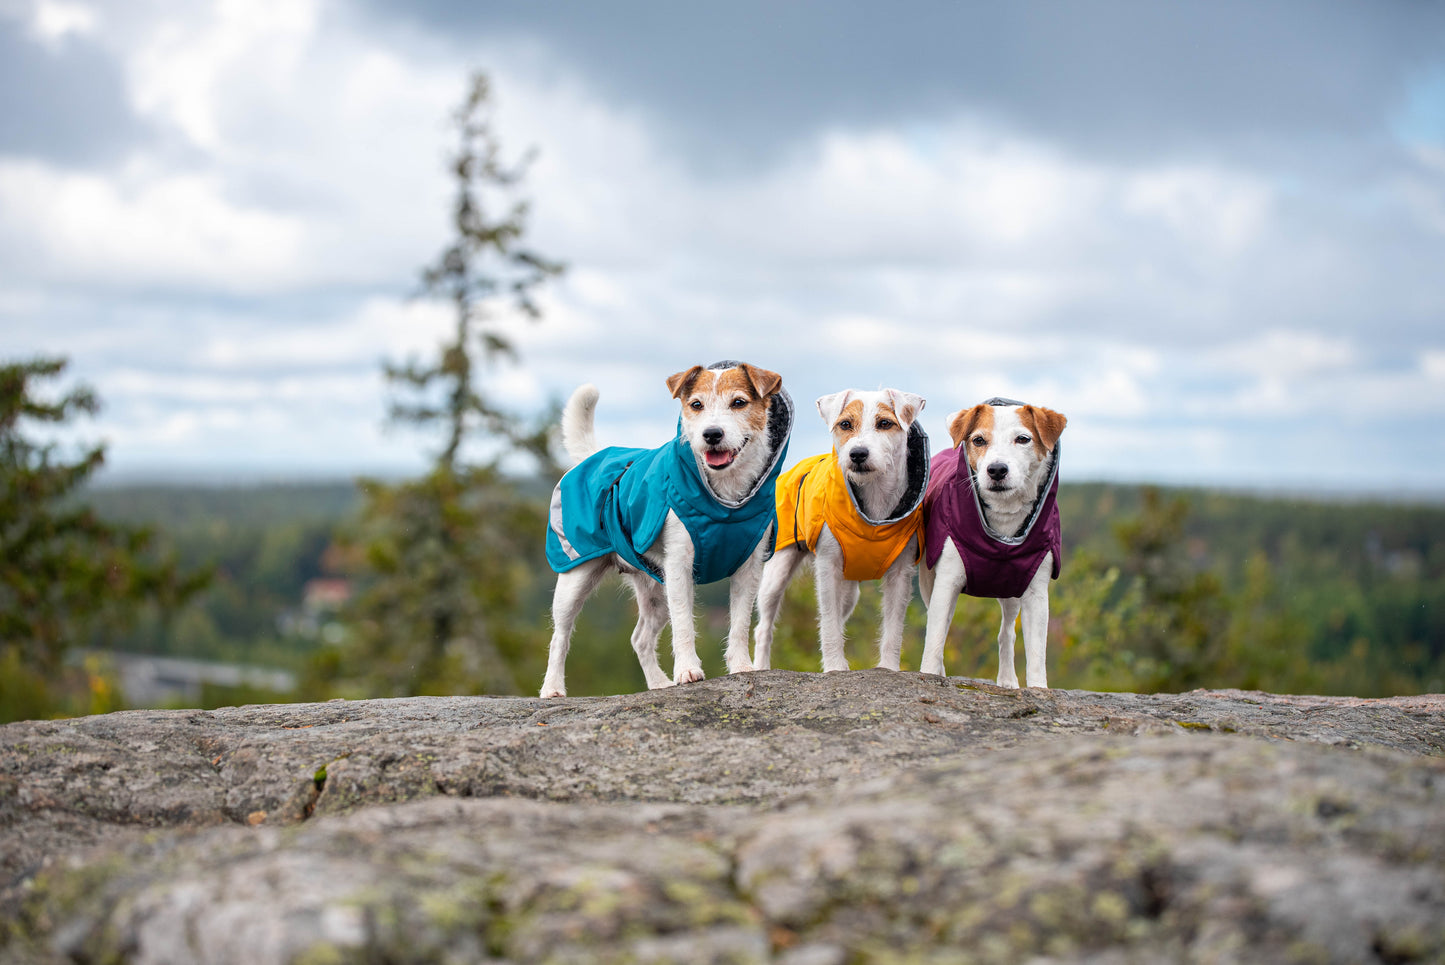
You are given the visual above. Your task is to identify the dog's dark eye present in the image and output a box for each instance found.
[730,397,748,409]
[837,420,853,432]
[971,435,987,447]
[1016,435,1031,445]
[876,419,894,430]
[690,399,704,410]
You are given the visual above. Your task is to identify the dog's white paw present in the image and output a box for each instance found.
[646,676,676,690]
[540,687,566,699]
[996,675,1020,689]
[726,659,755,675]
[674,666,706,685]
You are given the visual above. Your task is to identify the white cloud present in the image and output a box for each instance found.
[1122,166,1272,254]
[703,126,1105,262]
[128,0,319,152]
[29,0,95,45]
[1424,350,1445,380]
[1208,330,1356,381]
[196,297,453,371]
[0,160,307,290]
[103,369,379,406]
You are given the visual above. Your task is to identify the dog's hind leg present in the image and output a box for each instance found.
[541,559,608,698]
[994,597,1022,689]
[752,545,805,670]
[626,572,674,690]
[1018,552,1052,689]
[875,543,916,672]
[920,539,966,677]
[840,581,861,626]
[657,512,706,685]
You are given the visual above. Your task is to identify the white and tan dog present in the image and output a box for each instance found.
[541,361,793,698]
[753,389,929,673]
[918,398,1066,688]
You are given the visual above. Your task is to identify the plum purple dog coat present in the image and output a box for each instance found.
[922,398,1061,599]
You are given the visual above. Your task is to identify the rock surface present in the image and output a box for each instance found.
[2,670,1443,963]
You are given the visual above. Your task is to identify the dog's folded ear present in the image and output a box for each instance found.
[947,404,989,447]
[666,365,706,399]
[816,390,853,426]
[883,390,925,428]
[739,363,782,400]
[1019,405,1067,452]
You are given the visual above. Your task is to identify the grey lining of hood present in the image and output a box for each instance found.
[968,396,1060,544]
[696,360,795,510]
[844,420,931,525]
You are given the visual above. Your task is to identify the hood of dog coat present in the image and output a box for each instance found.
[672,359,795,512]
[842,419,931,525]
[964,396,1059,545]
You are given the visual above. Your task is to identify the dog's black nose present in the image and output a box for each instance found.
[849,447,870,465]
[987,462,1009,481]
[702,427,724,446]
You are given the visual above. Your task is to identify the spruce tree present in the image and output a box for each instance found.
[0,357,205,721]
[325,74,564,698]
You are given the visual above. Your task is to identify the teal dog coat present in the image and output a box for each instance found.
[546,367,794,584]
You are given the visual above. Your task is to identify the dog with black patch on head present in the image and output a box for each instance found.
[753,388,929,674]
[918,397,1066,688]
[542,360,793,698]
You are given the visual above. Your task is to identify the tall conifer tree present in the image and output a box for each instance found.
[0,357,205,721]
[327,74,564,698]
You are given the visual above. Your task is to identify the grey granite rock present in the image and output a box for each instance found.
[2,670,1442,963]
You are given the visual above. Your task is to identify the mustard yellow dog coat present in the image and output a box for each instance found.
[774,423,931,582]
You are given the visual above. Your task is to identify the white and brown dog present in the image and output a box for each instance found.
[752,389,929,673]
[541,361,794,698]
[918,398,1066,688]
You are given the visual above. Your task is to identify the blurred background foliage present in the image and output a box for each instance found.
[1,357,207,723]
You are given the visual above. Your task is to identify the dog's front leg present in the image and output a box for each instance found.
[814,526,851,672]
[658,512,705,685]
[876,542,916,672]
[724,535,770,674]
[920,539,966,677]
[1018,552,1052,688]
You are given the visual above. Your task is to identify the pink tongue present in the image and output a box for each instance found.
[706,450,734,467]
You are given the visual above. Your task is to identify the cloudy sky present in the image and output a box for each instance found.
[3,0,1445,493]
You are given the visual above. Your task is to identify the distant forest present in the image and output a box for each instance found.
[83,480,1445,705]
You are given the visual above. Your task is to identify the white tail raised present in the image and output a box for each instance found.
[560,383,600,461]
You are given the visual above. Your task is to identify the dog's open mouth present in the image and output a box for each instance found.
[702,433,751,470]
[705,448,738,470]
